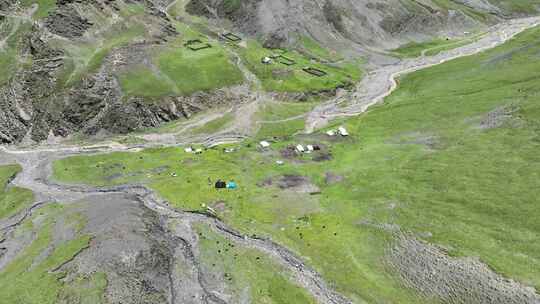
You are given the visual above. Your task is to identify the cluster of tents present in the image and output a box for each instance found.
[215,179,238,190]
[181,125,351,191]
[184,147,204,154]
[326,126,349,137]
[295,144,321,154]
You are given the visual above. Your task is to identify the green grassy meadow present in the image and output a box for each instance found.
[0,164,34,220]
[298,36,344,62]
[391,32,485,58]
[237,40,362,93]
[118,66,175,98]
[190,112,234,135]
[257,101,317,122]
[0,165,104,303]
[20,0,57,19]
[255,101,317,139]
[0,203,98,304]
[196,223,317,304]
[392,38,459,58]
[157,43,244,94]
[53,26,540,302]
[118,37,244,98]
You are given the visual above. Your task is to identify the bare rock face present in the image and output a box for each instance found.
[186,0,491,51]
[0,81,30,143]
[186,0,539,54]
[0,25,66,142]
[0,0,15,11]
[45,5,93,38]
[453,0,504,15]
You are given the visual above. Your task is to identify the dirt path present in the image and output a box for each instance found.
[305,16,540,133]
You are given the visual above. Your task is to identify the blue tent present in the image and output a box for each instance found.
[226,181,238,189]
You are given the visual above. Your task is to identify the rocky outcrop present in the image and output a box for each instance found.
[0,0,15,11]
[0,24,65,142]
[45,5,93,38]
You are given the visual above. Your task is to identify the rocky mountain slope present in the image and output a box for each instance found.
[186,0,540,53]
[0,0,538,144]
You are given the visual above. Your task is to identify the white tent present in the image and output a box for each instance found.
[260,141,271,148]
[338,127,349,136]
[184,147,194,153]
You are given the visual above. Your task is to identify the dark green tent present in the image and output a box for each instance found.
[215,180,227,189]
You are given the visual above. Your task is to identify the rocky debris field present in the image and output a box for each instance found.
[387,235,540,304]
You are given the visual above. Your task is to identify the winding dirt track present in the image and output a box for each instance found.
[1,16,540,304]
